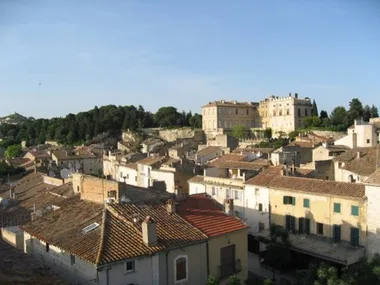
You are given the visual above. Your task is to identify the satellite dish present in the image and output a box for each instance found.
[49,171,55,177]
[60,168,71,179]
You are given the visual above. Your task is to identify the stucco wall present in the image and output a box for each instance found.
[189,182,206,195]
[335,133,356,149]
[365,185,380,259]
[159,128,204,143]
[24,233,97,284]
[208,230,248,283]
[244,185,270,233]
[118,165,138,186]
[42,175,64,186]
[1,226,24,250]
[314,160,334,181]
[269,189,367,246]
[313,146,331,161]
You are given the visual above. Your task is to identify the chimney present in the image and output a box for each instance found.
[225,198,235,216]
[295,93,298,99]
[166,199,176,214]
[9,188,14,199]
[280,168,286,176]
[31,212,36,221]
[357,151,362,159]
[142,216,158,247]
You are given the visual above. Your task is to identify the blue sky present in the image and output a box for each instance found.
[0,0,379,118]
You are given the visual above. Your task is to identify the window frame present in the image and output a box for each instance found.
[174,255,188,283]
[303,198,310,208]
[334,203,341,213]
[124,260,136,274]
[258,203,263,212]
[351,205,359,216]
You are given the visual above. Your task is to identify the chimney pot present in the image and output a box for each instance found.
[142,216,158,247]
[166,199,176,214]
[224,198,235,216]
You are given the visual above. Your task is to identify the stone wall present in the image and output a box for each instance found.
[311,130,346,141]
[42,175,64,186]
[159,128,204,142]
[314,160,334,181]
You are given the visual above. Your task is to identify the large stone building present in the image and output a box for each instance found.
[202,93,313,137]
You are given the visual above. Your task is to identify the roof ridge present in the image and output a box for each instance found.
[95,208,107,265]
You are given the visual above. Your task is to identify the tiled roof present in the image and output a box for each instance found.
[233,147,275,154]
[268,176,365,198]
[124,163,138,170]
[7,158,33,168]
[244,167,282,186]
[22,199,207,265]
[26,150,51,159]
[286,141,314,148]
[218,154,248,162]
[334,147,378,176]
[52,149,97,160]
[208,157,269,170]
[196,146,222,157]
[177,194,249,237]
[325,145,350,152]
[188,175,205,184]
[365,169,380,185]
[137,156,167,166]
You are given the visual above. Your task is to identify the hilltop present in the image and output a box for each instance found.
[0,113,34,125]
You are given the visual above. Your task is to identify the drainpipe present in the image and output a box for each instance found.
[166,251,169,285]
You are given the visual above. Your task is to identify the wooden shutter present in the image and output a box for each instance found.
[305,218,310,234]
[333,225,341,243]
[350,227,359,247]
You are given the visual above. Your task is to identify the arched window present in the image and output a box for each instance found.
[174,255,188,283]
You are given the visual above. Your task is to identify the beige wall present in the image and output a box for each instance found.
[313,146,331,161]
[208,230,248,283]
[270,189,367,246]
[2,227,24,250]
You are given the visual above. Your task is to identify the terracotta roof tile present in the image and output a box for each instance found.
[208,157,269,170]
[177,194,248,237]
[124,163,138,170]
[196,146,222,157]
[244,167,282,186]
[22,199,207,265]
[365,169,380,185]
[233,147,275,154]
[137,156,167,166]
[268,176,365,198]
[334,147,378,176]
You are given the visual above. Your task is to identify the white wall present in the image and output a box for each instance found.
[150,170,175,193]
[356,124,377,147]
[365,184,380,259]
[189,182,206,195]
[244,185,270,234]
[335,133,356,149]
[334,162,369,183]
[118,165,138,186]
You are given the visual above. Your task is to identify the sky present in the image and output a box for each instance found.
[0,0,379,118]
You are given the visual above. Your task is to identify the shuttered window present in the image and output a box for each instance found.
[334,203,341,213]
[283,196,296,205]
[333,225,341,243]
[351,206,359,216]
[285,215,296,233]
[299,218,305,234]
[305,218,311,235]
[350,227,360,247]
[303,199,310,208]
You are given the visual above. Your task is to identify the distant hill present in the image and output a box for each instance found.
[0,113,33,125]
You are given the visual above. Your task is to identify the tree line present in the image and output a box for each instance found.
[0,105,202,147]
[306,98,378,131]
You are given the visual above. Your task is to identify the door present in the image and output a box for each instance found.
[220,244,236,279]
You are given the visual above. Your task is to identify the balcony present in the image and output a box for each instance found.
[218,259,242,280]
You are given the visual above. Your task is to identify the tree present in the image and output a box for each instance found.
[264,128,272,139]
[312,100,318,117]
[320,110,328,119]
[189,113,202,128]
[231,125,245,139]
[370,105,379,118]
[122,112,130,130]
[288,131,299,139]
[265,224,292,281]
[303,116,321,128]
[206,276,219,285]
[93,106,100,136]
[153,106,180,127]
[347,98,363,126]
[330,106,348,128]
[363,105,372,122]
[5,144,22,159]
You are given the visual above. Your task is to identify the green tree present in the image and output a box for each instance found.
[288,131,299,139]
[154,106,181,127]
[330,106,348,128]
[93,106,100,136]
[312,100,318,117]
[265,224,292,281]
[370,105,379,118]
[303,116,321,128]
[189,113,202,128]
[227,275,242,285]
[347,98,363,126]
[206,275,219,285]
[320,110,328,119]
[264,128,272,139]
[122,112,130,130]
[231,125,245,139]
[363,105,372,122]
[5,144,22,159]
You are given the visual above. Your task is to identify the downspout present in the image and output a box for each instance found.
[106,267,110,285]
[166,251,169,285]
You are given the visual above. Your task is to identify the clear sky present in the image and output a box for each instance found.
[0,0,379,118]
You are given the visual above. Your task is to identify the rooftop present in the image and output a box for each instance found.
[136,156,167,166]
[202,100,258,108]
[22,199,207,265]
[52,149,97,160]
[365,169,380,186]
[196,146,222,157]
[208,157,270,170]
[233,147,275,154]
[177,194,248,237]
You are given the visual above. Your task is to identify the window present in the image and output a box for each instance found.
[126,174,129,179]
[334,203,341,213]
[333,225,341,243]
[299,218,305,234]
[367,139,370,144]
[283,196,296,205]
[77,186,80,192]
[305,218,311,234]
[175,255,188,282]
[350,227,360,247]
[235,109,238,115]
[317,223,324,235]
[303,198,310,208]
[226,189,231,197]
[351,205,359,216]
[259,223,265,231]
[298,108,301,117]
[135,176,137,182]
[246,109,249,115]
[305,109,308,116]
[46,243,49,252]
[120,172,123,178]
[258,203,263,211]
[286,109,290,115]
[220,245,236,279]
[125,260,135,273]
[255,188,259,196]
[234,190,242,200]
[108,190,116,198]
[273,111,276,116]
[279,110,282,116]
[212,187,217,196]
[285,215,296,233]
[70,254,76,265]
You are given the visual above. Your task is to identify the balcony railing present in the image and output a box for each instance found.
[217,259,242,280]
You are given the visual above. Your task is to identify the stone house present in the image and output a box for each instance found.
[194,146,224,165]
[52,149,102,175]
